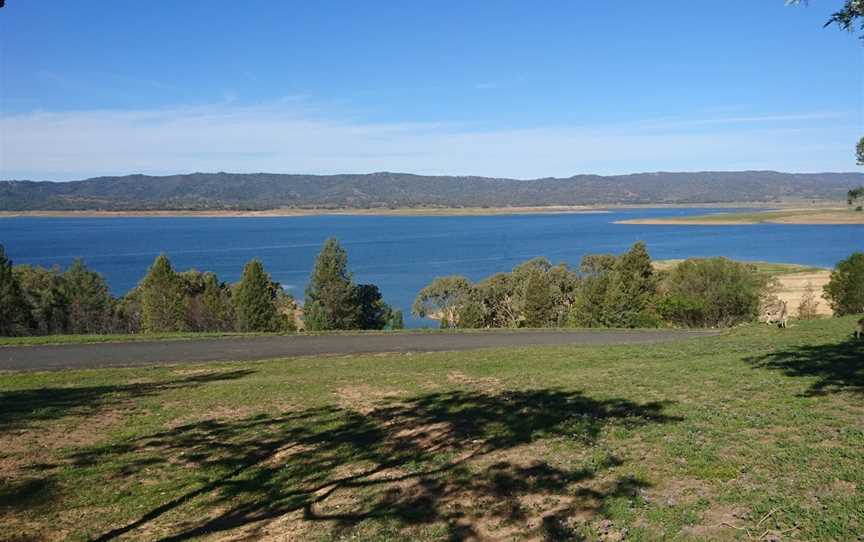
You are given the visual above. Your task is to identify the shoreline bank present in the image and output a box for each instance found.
[617,208,864,225]
[0,201,842,218]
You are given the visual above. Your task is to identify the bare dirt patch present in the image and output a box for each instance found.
[391,421,456,453]
[644,477,711,508]
[772,271,833,317]
[0,408,126,476]
[683,503,750,539]
[336,384,406,414]
[446,371,502,392]
[770,210,864,224]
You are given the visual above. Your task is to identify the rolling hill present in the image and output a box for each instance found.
[1,171,862,211]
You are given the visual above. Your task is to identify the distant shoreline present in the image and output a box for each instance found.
[0,206,609,218]
[0,201,840,218]
[617,208,864,225]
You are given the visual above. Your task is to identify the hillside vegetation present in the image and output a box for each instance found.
[2,171,862,211]
[2,317,862,541]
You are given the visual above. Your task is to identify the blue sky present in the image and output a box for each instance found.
[1,0,862,180]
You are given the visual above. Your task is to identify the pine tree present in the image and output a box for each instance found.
[610,241,659,327]
[304,238,361,330]
[0,245,32,336]
[139,254,187,333]
[569,254,617,327]
[200,272,234,331]
[233,259,277,332]
[15,265,68,335]
[355,283,389,330]
[618,242,657,302]
[523,270,554,327]
[61,259,112,334]
[599,270,630,327]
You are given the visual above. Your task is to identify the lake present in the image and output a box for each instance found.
[2,208,861,327]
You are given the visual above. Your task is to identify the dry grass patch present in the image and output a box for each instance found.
[336,383,407,414]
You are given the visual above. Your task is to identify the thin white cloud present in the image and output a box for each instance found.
[0,101,858,181]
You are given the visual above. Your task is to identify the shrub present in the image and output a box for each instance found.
[457,300,486,329]
[568,242,659,328]
[355,283,390,330]
[475,273,519,328]
[413,275,474,328]
[61,259,113,334]
[823,252,864,316]
[522,270,554,327]
[656,294,707,328]
[796,282,821,320]
[384,308,404,330]
[658,257,768,327]
[0,246,33,336]
[14,265,68,335]
[417,257,580,329]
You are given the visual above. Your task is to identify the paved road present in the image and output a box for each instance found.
[0,329,721,371]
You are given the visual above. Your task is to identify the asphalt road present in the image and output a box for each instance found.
[0,329,721,371]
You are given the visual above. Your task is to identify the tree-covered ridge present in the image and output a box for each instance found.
[3,170,864,210]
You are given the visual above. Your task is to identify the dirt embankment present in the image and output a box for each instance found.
[773,271,833,317]
[617,208,864,225]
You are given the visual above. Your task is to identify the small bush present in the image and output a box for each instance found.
[457,301,486,329]
[659,258,768,328]
[796,282,821,320]
[823,252,864,316]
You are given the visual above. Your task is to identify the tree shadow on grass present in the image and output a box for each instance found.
[0,369,256,434]
[746,337,864,396]
[0,369,257,533]
[0,476,57,511]
[81,389,679,541]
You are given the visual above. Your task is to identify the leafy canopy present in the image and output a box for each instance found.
[823,252,864,315]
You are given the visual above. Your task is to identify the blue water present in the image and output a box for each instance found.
[2,209,862,327]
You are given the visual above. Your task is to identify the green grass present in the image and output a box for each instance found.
[0,326,686,348]
[2,317,862,541]
[744,261,827,276]
[656,208,859,224]
[654,259,827,276]
[680,210,808,223]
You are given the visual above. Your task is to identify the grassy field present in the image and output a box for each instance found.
[1,317,862,541]
[0,327,641,348]
[619,208,864,225]
[652,259,826,277]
